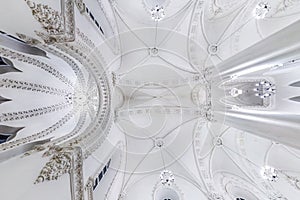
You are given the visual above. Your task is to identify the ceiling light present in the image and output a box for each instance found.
[253,80,276,99]
[230,88,243,97]
[261,166,278,182]
[160,170,175,186]
[151,5,165,21]
[253,2,271,19]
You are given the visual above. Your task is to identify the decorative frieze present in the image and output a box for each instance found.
[0,78,69,96]
[0,102,71,122]
[0,47,74,87]
[0,109,77,151]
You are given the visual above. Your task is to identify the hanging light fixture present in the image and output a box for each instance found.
[253,2,271,19]
[230,88,243,97]
[157,138,175,186]
[151,5,165,21]
[160,169,175,186]
[261,166,279,182]
[253,80,276,99]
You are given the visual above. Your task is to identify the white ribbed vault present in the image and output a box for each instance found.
[0,0,300,200]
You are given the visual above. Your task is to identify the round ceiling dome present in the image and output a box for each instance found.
[0,33,110,152]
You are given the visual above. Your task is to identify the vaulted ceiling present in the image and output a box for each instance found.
[0,0,300,200]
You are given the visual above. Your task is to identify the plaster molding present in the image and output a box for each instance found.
[35,146,84,200]
[25,0,76,43]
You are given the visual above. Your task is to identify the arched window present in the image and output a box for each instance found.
[93,159,111,190]
[0,125,24,144]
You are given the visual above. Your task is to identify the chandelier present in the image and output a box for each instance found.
[151,5,165,21]
[160,169,175,186]
[253,2,271,19]
[157,138,175,186]
[261,166,279,182]
[253,80,276,99]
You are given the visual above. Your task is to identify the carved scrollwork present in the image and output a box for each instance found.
[24,0,75,43]
[0,47,74,87]
[25,1,64,34]
[75,0,86,14]
[35,147,72,184]
[35,146,84,200]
